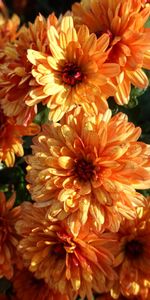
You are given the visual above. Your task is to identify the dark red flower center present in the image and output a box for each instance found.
[125,239,144,259]
[62,63,83,86]
[74,158,95,182]
[53,244,66,258]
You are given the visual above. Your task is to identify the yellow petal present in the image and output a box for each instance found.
[27,49,47,65]
[58,156,73,169]
[61,16,74,33]
[127,69,149,89]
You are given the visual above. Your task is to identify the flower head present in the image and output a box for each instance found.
[0,107,39,167]
[0,192,21,279]
[16,202,117,299]
[113,205,150,298]
[0,13,58,125]
[72,0,150,105]
[13,268,69,300]
[0,1,20,60]
[26,108,149,234]
[27,15,119,121]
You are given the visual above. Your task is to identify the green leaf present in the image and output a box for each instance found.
[145,16,150,28]
[34,106,49,125]
[0,166,31,205]
[0,278,11,294]
[137,189,150,197]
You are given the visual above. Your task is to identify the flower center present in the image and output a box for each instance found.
[125,239,144,259]
[53,243,66,258]
[74,158,95,182]
[62,63,83,86]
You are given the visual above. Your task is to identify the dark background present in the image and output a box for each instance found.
[5,0,80,21]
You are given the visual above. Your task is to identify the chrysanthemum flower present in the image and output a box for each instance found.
[13,268,69,300]
[0,13,58,125]
[112,205,150,298]
[0,1,20,61]
[0,192,21,280]
[72,0,150,105]
[0,14,19,49]
[0,107,39,167]
[16,202,117,299]
[27,15,119,121]
[26,108,150,234]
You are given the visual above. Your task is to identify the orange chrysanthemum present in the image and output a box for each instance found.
[26,108,149,234]
[72,0,150,105]
[0,13,19,49]
[0,107,39,167]
[0,13,58,125]
[16,202,117,299]
[112,206,150,299]
[0,1,19,61]
[13,268,69,300]
[27,15,119,121]
[0,192,21,280]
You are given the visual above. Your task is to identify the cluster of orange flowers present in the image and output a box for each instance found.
[0,0,150,299]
